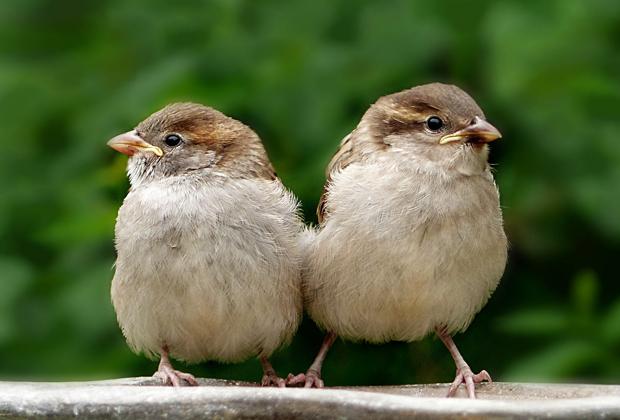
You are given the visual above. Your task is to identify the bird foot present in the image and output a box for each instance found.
[153,365,199,387]
[447,365,491,399]
[284,373,306,387]
[286,369,324,388]
[261,371,286,388]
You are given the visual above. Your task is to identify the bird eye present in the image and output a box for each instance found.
[164,134,182,147]
[426,116,444,132]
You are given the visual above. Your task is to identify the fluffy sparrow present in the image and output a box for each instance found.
[293,83,507,398]
[108,103,303,387]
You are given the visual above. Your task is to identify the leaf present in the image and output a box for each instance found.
[502,340,601,381]
[495,307,570,336]
[571,270,599,317]
[0,257,33,342]
[601,300,620,344]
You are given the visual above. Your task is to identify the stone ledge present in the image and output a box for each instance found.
[0,378,618,419]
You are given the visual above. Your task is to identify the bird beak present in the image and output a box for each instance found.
[107,130,163,157]
[439,116,502,145]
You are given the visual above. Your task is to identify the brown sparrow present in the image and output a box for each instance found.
[293,83,507,398]
[107,103,303,387]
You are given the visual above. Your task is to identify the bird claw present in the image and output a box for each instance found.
[261,372,286,388]
[153,365,199,387]
[446,366,491,399]
[284,373,306,387]
[302,369,324,388]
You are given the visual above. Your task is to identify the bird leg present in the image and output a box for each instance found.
[435,326,491,399]
[286,332,337,388]
[152,345,199,387]
[260,356,286,387]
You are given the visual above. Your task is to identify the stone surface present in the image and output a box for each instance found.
[0,378,618,419]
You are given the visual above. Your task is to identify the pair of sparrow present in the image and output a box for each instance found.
[108,83,507,398]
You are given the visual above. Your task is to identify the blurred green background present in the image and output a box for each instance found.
[1,0,619,385]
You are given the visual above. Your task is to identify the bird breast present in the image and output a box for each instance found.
[112,175,303,363]
[304,161,508,343]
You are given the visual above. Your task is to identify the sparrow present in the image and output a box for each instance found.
[292,83,507,398]
[107,102,303,387]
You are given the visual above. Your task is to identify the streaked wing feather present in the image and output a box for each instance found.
[317,132,359,224]
[259,162,278,181]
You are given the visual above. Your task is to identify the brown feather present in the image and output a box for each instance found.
[137,103,276,181]
[317,126,385,223]
[316,83,486,223]
[317,132,355,223]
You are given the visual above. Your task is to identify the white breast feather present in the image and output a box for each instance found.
[112,175,303,363]
[304,161,507,343]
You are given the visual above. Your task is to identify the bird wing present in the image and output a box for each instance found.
[257,160,278,181]
[317,131,358,224]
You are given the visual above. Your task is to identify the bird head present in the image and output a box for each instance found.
[107,103,274,187]
[364,83,502,174]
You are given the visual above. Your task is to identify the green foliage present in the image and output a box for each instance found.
[498,271,620,381]
[0,0,618,384]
